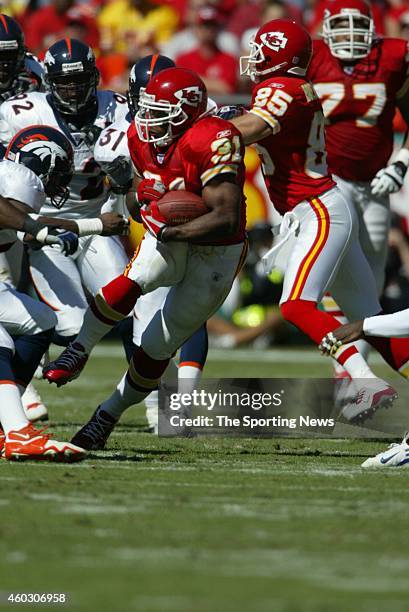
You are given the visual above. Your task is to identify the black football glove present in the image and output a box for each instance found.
[103,156,133,195]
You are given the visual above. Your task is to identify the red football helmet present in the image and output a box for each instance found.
[322,0,374,60]
[135,67,208,146]
[240,19,312,82]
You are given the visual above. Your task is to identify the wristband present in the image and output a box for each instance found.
[396,149,409,168]
[22,215,45,237]
[75,218,104,236]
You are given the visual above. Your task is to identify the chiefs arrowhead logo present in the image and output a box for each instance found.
[260,31,288,52]
[174,86,203,107]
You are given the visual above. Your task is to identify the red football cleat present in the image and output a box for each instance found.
[43,342,88,387]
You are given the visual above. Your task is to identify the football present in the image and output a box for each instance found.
[155,190,209,226]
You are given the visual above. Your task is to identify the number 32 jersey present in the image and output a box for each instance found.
[308,38,409,182]
[0,91,128,219]
[249,75,335,214]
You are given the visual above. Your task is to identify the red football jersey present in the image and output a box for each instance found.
[249,75,335,214]
[127,116,246,245]
[308,38,409,182]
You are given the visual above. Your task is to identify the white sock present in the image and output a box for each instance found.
[178,364,202,395]
[100,372,149,420]
[0,383,29,434]
[76,307,113,354]
[338,350,377,380]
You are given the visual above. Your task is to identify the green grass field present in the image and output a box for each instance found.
[1,345,409,612]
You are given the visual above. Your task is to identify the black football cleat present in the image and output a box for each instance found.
[71,407,117,450]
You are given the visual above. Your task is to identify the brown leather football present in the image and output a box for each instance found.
[156,191,209,226]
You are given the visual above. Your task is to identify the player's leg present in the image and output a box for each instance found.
[178,323,208,393]
[76,235,135,361]
[279,188,378,380]
[0,281,56,421]
[71,242,245,448]
[330,236,409,379]
[44,235,189,384]
[0,323,84,461]
[28,245,88,344]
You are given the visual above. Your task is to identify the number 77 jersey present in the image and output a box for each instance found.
[307,38,409,182]
[250,75,335,215]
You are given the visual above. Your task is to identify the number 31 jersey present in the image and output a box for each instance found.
[249,75,335,215]
[308,38,409,182]
[0,91,128,219]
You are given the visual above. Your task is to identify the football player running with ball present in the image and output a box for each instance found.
[44,68,248,448]
[234,18,409,422]
[308,0,409,384]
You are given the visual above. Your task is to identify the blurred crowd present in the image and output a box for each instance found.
[2,0,409,94]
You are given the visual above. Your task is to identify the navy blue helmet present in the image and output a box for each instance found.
[5,125,74,208]
[0,14,25,93]
[43,38,99,115]
[127,54,175,118]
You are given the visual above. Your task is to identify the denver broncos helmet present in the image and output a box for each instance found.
[0,14,25,93]
[5,125,74,208]
[43,38,100,115]
[127,54,175,118]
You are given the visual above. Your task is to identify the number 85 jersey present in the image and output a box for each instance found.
[249,75,335,215]
[0,90,128,219]
[307,38,409,182]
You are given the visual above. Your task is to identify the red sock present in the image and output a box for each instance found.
[281,299,344,345]
[367,336,409,378]
[90,275,142,326]
[127,346,170,392]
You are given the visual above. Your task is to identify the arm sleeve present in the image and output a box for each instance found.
[363,309,409,338]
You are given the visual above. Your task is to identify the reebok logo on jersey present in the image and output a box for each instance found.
[260,31,288,52]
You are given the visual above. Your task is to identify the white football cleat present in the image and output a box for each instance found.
[362,433,409,468]
[333,372,356,412]
[22,383,48,422]
[341,378,397,423]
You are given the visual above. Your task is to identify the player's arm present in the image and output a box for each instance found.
[232,112,273,145]
[161,174,242,243]
[319,309,409,355]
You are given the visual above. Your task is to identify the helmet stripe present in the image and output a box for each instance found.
[65,37,72,58]
[0,14,9,33]
[149,54,159,79]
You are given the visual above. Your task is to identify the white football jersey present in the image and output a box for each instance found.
[0,159,45,248]
[0,90,128,219]
[94,113,131,164]
[94,97,218,166]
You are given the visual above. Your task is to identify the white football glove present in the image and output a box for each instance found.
[371,161,408,196]
[318,332,343,356]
